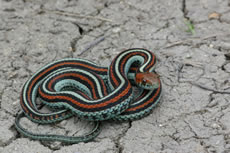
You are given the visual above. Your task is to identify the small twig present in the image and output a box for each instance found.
[161,33,230,49]
[189,81,230,94]
[43,9,113,22]
[162,40,191,49]
[177,63,184,83]
[78,35,106,56]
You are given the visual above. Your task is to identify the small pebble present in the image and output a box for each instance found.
[112,27,121,33]
[209,44,214,48]
[211,123,220,129]
[12,100,19,106]
[185,53,192,59]
[208,12,221,19]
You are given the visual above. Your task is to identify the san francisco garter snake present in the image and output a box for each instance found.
[15,48,162,143]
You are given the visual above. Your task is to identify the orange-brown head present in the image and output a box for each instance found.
[135,72,160,90]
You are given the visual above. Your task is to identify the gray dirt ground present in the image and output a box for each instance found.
[0,0,230,153]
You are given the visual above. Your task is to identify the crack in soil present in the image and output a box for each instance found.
[114,121,132,153]
[182,0,188,19]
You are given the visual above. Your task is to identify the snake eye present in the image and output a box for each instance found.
[142,79,147,85]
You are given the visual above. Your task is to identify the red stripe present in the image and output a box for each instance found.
[38,82,131,109]
[47,73,98,100]
[145,52,155,71]
[27,61,107,108]
[20,92,29,113]
[109,59,117,87]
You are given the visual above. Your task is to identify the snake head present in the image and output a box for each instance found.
[135,72,160,90]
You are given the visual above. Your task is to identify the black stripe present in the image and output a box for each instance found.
[39,80,132,112]
[45,71,103,99]
[25,59,107,109]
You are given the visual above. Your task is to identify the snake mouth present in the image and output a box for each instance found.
[135,72,160,90]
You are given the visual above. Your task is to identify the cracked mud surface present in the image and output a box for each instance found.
[0,0,230,153]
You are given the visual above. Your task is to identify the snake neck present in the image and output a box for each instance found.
[108,49,156,89]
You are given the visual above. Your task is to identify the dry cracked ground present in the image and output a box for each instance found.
[0,0,230,153]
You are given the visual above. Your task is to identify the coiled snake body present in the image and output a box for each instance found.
[15,48,162,143]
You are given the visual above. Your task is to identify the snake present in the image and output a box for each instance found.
[15,48,162,143]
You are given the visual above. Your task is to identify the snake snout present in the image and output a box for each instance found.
[135,72,160,90]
